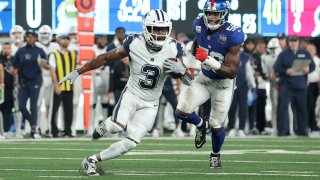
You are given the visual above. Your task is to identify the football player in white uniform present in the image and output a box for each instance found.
[9,25,25,56]
[59,9,193,176]
[36,25,59,136]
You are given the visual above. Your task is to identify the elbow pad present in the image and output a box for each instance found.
[203,56,221,71]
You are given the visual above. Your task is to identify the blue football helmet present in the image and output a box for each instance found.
[203,0,230,30]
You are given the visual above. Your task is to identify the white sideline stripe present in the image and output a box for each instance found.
[0,169,318,177]
[2,142,320,148]
[1,136,320,142]
[114,173,167,176]
[0,156,319,164]
[38,176,87,179]
[1,147,320,155]
[262,171,315,174]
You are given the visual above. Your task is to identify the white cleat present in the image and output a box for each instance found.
[82,157,100,176]
[171,128,185,137]
[238,130,246,137]
[228,129,236,137]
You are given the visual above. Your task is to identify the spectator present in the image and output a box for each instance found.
[0,42,15,134]
[36,25,59,136]
[254,39,268,134]
[108,57,130,104]
[243,37,259,134]
[264,38,282,135]
[105,27,126,115]
[306,43,320,133]
[88,35,110,136]
[12,29,48,139]
[152,77,184,137]
[0,51,4,139]
[228,51,256,137]
[277,32,287,50]
[49,34,77,138]
[274,35,315,136]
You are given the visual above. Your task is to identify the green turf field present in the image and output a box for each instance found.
[0,137,319,179]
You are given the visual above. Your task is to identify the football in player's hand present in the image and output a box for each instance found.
[166,58,182,79]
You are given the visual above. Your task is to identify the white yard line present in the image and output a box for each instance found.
[1,142,320,149]
[0,156,320,164]
[38,176,87,179]
[1,147,320,155]
[0,168,317,177]
[0,136,319,143]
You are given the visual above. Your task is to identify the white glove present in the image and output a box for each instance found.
[59,70,79,85]
[163,59,186,75]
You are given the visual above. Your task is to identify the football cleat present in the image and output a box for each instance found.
[195,121,207,149]
[91,121,107,141]
[209,153,222,169]
[82,157,100,176]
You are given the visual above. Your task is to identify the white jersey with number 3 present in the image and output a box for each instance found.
[123,34,184,101]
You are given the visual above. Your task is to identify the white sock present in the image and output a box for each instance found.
[196,119,203,128]
[99,138,137,161]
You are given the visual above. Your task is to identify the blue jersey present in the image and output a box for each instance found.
[192,15,244,79]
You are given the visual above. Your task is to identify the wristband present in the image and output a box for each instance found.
[204,56,221,71]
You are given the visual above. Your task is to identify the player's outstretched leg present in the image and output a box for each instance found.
[91,117,123,140]
[175,111,206,148]
[82,157,99,176]
[209,153,222,169]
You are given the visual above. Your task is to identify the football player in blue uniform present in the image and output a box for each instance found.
[59,9,193,176]
[175,0,244,169]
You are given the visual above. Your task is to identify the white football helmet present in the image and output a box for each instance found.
[38,25,52,45]
[10,25,24,43]
[267,38,280,49]
[142,9,172,50]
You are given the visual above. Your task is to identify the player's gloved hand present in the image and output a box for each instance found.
[163,59,186,75]
[59,70,79,85]
[195,48,208,62]
[195,48,221,71]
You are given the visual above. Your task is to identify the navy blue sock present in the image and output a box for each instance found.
[211,128,225,154]
[175,111,202,126]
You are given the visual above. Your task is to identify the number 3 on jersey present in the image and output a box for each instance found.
[139,64,161,90]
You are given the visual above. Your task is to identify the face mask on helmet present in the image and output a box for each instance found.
[10,25,24,43]
[38,25,52,45]
[142,9,172,50]
[203,0,230,30]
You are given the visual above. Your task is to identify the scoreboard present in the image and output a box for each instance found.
[0,0,320,37]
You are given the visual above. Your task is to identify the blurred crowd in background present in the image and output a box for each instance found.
[0,24,319,139]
